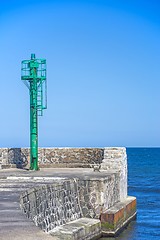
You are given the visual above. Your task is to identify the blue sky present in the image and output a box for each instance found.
[0,0,159,147]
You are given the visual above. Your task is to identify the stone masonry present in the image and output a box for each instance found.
[0,148,104,168]
[1,147,136,238]
[20,172,121,233]
[20,179,82,232]
[101,147,127,201]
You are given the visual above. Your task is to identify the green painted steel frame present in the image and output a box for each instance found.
[21,54,47,170]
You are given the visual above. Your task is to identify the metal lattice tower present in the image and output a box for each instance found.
[21,54,47,170]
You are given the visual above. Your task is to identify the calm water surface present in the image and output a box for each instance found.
[100,148,160,240]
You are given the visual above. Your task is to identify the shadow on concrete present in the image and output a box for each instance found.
[8,148,28,169]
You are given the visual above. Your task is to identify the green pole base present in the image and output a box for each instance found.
[30,158,39,171]
[30,166,39,171]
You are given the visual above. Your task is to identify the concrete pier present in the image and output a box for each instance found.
[0,147,137,239]
[0,167,136,240]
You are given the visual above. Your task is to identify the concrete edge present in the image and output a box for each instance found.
[6,176,66,181]
[100,196,137,237]
[49,218,102,240]
[102,211,137,237]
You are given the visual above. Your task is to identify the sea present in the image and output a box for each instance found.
[100,148,160,240]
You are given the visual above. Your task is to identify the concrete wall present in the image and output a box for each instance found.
[20,179,82,232]
[78,174,120,218]
[0,147,128,200]
[18,147,132,237]
[20,174,121,233]
[0,148,29,167]
[101,148,127,200]
[0,148,104,168]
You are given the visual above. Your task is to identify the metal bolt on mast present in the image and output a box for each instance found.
[21,54,47,170]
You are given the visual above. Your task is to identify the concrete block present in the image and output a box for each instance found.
[100,196,136,237]
[49,218,101,240]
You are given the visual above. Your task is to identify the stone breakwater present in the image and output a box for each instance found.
[0,147,137,239]
[0,147,125,169]
[17,148,136,239]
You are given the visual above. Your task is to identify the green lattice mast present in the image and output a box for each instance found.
[21,54,47,170]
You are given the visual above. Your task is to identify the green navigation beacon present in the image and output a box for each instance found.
[21,54,47,170]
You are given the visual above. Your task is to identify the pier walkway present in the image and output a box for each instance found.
[0,168,104,240]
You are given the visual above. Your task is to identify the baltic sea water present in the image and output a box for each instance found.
[100,148,160,240]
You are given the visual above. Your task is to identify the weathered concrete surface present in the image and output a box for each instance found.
[0,167,115,178]
[19,169,121,232]
[0,148,104,168]
[100,196,136,237]
[0,178,58,240]
[0,147,128,205]
[0,166,136,239]
[49,218,101,240]
[0,168,115,240]
[20,180,82,232]
[101,147,127,201]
